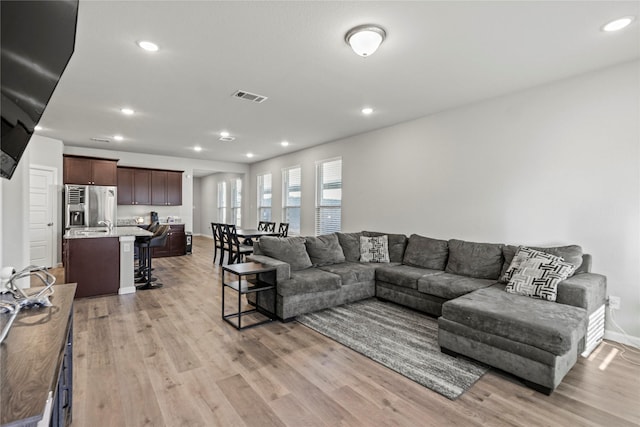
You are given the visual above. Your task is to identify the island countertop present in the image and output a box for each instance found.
[64,226,153,239]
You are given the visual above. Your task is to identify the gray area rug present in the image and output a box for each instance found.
[296,298,488,400]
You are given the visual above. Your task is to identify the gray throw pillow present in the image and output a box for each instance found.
[259,236,312,271]
[360,235,390,263]
[336,232,363,262]
[499,244,583,283]
[445,239,504,280]
[362,231,407,263]
[402,234,448,270]
[305,233,346,267]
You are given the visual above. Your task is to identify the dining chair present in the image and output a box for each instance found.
[211,222,225,265]
[225,224,254,264]
[278,222,289,237]
[265,221,276,232]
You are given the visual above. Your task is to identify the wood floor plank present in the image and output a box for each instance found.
[217,374,286,427]
[69,236,640,427]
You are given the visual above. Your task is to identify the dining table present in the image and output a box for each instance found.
[236,228,281,245]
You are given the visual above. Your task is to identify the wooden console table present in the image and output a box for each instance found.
[0,283,76,427]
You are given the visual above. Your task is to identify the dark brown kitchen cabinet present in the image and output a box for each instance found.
[151,170,183,206]
[64,236,120,298]
[64,155,118,185]
[152,224,186,257]
[117,167,151,205]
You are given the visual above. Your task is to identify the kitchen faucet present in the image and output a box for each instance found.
[98,220,113,232]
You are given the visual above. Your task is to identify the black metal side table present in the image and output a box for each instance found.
[221,262,277,330]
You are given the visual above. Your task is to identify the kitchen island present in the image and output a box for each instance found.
[64,226,152,297]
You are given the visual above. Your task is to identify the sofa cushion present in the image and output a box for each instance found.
[505,249,575,302]
[445,239,504,280]
[360,235,390,263]
[363,231,407,263]
[318,262,378,286]
[277,268,341,297]
[403,234,448,270]
[441,284,587,356]
[376,265,442,290]
[259,236,312,271]
[417,273,494,300]
[336,232,363,262]
[500,244,583,282]
[305,233,346,267]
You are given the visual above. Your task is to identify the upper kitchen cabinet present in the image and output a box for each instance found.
[117,167,151,205]
[151,170,183,206]
[64,156,118,185]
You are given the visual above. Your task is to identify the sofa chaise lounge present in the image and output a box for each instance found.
[245,231,606,394]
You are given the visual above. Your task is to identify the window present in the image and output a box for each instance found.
[231,178,242,226]
[217,181,227,224]
[282,166,301,234]
[315,158,342,235]
[257,173,272,222]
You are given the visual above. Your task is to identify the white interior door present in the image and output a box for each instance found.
[29,167,55,268]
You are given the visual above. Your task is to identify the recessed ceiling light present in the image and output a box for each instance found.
[137,40,159,52]
[602,16,635,32]
[120,108,135,115]
[246,153,254,158]
[194,146,202,152]
[220,131,230,138]
[113,135,124,141]
[34,125,43,131]
[362,107,374,115]
[281,141,289,147]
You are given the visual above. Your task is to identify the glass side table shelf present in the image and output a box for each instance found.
[221,262,277,330]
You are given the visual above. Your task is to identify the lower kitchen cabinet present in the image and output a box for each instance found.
[152,224,186,258]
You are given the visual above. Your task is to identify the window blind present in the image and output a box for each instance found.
[315,158,342,236]
[282,166,301,234]
[257,173,272,222]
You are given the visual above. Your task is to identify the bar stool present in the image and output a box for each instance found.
[135,225,170,290]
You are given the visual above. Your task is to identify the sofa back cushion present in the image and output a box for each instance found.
[362,231,407,263]
[500,244,583,282]
[402,234,449,270]
[259,236,313,271]
[445,239,504,280]
[305,233,346,267]
[336,232,363,262]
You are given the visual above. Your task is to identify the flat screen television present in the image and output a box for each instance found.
[1,0,78,179]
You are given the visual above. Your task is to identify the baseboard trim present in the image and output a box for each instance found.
[605,329,640,349]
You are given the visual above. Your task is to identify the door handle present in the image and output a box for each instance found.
[47,223,54,226]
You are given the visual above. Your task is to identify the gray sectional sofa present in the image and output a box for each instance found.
[245,231,607,394]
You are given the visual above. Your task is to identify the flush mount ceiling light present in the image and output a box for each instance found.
[246,153,254,158]
[194,146,202,152]
[113,135,124,141]
[120,107,135,115]
[602,16,635,32]
[137,40,159,51]
[361,107,373,115]
[34,125,43,131]
[345,25,386,57]
[281,141,289,147]
[220,131,230,138]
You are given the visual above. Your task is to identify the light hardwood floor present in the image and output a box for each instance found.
[65,236,640,427]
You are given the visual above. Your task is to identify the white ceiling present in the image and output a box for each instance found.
[38,1,639,165]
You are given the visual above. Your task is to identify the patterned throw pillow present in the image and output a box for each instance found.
[505,247,575,301]
[360,235,390,263]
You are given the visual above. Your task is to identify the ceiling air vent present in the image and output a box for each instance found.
[219,136,236,142]
[232,90,268,103]
[90,137,110,143]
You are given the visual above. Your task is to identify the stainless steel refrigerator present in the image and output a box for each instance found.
[64,185,117,229]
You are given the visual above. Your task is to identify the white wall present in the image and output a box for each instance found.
[63,146,249,233]
[248,60,640,344]
[1,145,31,288]
[192,177,202,235]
